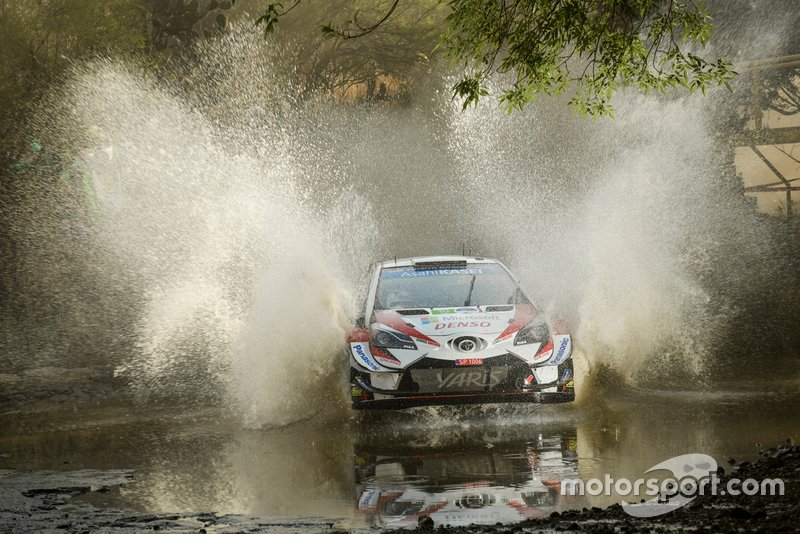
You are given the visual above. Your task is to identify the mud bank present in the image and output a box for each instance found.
[1,443,797,532]
[0,468,337,533]
[391,443,800,533]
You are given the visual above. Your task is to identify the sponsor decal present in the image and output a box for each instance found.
[420,316,438,324]
[353,344,380,371]
[351,386,364,397]
[455,358,484,366]
[435,321,491,330]
[553,337,571,363]
[456,306,479,313]
[435,314,500,322]
[380,264,507,279]
[358,488,380,510]
[431,308,457,315]
[439,371,502,389]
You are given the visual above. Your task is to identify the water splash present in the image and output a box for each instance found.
[14,27,788,422]
[39,54,376,426]
[448,89,756,388]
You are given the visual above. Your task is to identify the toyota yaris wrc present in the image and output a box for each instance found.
[348,256,574,410]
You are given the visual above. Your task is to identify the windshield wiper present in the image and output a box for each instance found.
[464,274,477,306]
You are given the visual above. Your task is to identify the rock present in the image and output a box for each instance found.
[418,514,434,530]
[729,507,751,519]
[765,456,784,468]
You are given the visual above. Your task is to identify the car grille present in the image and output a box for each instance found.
[399,355,531,394]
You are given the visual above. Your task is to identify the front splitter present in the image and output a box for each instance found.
[352,390,574,410]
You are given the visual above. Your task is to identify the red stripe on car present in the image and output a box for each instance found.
[534,338,553,358]
[347,328,370,343]
[374,310,440,347]
[494,304,537,342]
[370,345,401,364]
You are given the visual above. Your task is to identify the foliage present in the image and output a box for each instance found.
[256,0,736,117]
[443,0,736,116]
[242,0,445,101]
[252,1,301,37]
[762,68,800,116]
[705,0,800,117]
[0,1,149,160]
[0,0,229,356]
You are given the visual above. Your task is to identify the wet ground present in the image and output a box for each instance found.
[0,380,798,531]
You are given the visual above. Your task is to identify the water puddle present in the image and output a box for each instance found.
[0,388,797,529]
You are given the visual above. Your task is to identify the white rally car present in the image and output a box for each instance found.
[348,256,574,409]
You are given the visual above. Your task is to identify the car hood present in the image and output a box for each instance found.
[374,305,536,342]
[402,307,516,338]
[355,304,551,367]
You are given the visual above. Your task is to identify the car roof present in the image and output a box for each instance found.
[378,255,499,269]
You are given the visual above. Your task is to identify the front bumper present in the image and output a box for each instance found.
[351,376,575,410]
[352,389,575,410]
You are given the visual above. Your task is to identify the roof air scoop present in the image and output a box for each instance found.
[395,308,430,316]
[412,260,468,271]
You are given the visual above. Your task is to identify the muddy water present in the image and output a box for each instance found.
[1,386,797,529]
[5,37,798,530]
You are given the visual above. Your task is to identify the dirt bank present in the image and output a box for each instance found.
[391,442,800,533]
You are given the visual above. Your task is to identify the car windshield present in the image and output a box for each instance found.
[375,264,522,310]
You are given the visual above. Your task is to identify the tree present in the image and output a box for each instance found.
[146,0,234,51]
[236,0,444,102]
[256,0,736,117]
[703,0,800,118]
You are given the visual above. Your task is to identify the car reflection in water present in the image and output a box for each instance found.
[354,432,581,528]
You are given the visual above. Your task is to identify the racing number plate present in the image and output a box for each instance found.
[455,358,484,366]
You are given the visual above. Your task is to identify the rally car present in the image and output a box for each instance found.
[348,256,574,409]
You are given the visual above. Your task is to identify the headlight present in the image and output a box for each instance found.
[371,326,417,350]
[514,317,550,346]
